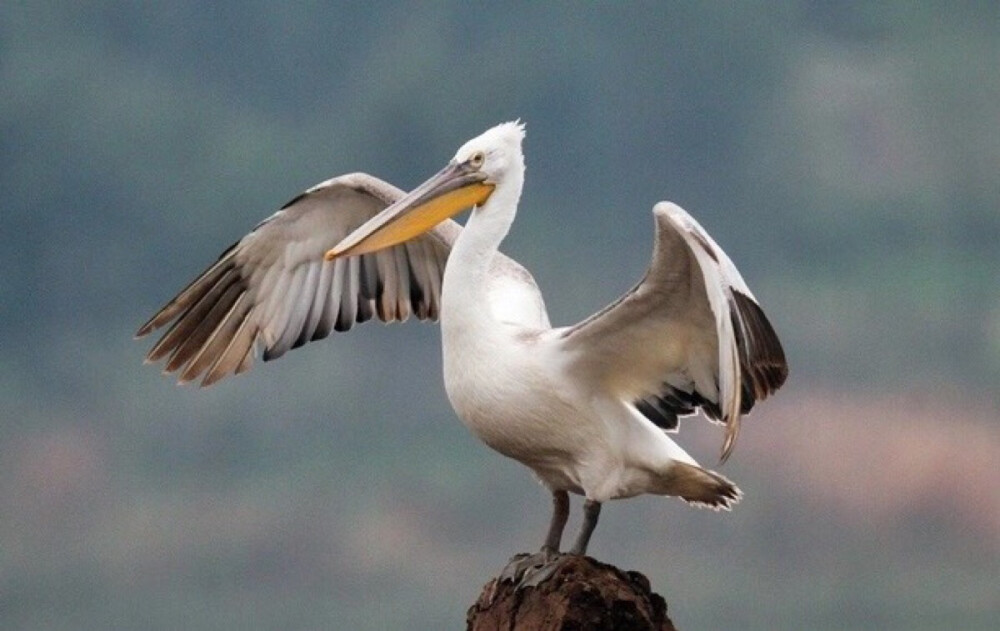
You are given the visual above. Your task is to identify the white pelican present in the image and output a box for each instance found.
[137,122,787,576]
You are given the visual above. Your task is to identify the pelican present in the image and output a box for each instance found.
[137,122,787,577]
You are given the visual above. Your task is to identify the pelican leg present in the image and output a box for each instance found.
[498,490,571,588]
[542,489,570,553]
[569,499,602,555]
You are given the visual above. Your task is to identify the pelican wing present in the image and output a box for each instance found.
[136,173,462,387]
[559,202,787,461]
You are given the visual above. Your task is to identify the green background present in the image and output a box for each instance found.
[2,3,997,630]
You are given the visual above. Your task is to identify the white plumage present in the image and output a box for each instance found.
[138,121,787,561]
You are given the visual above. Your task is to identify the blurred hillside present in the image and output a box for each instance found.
[1,3,997,631]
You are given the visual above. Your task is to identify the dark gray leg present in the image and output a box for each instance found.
[498,490,573,588]
[569,499,602,555]
[542,490,570,553]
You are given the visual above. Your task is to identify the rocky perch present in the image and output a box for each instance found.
[467,555,678,631]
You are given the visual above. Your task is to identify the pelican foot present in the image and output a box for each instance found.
[498,547,566,590]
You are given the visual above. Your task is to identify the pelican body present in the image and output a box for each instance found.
[138,122,787,565]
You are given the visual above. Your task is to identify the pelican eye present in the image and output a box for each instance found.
[468,151,485,169]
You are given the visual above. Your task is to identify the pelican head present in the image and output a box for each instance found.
[325,121,525,261]
[453,120,526,188]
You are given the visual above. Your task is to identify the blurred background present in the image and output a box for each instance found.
[2,3,997,630]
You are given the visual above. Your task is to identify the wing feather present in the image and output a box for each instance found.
[415,237,443,319]
[296,256,335,348]
[137,173,457,386]
[135,256,235,337]
[374,249,398,321]
[145,268,237,363]
[203,310,257,387]
[169,280,243,375]
[180,292,252,383]
[264,263,312,360]
[560,201,787,462]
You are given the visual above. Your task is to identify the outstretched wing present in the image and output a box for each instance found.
[136,173,462,387]
[558,202,787,462]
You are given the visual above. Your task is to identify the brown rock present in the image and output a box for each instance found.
[467,555,678,631]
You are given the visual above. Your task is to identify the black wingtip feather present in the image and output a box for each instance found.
[262,347,284,362]
[635,386,719,431]
[408,272,425,317]
[358,255,378,300]
[730,291,788,408]
[636,399,680,431]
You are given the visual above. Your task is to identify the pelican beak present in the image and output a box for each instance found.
[325,162,494,261]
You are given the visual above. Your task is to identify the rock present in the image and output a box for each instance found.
[467,555,678,631]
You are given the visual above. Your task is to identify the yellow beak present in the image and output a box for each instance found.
[325,162,494,261]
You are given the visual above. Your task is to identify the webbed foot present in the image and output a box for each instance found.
[498,546,567,590]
